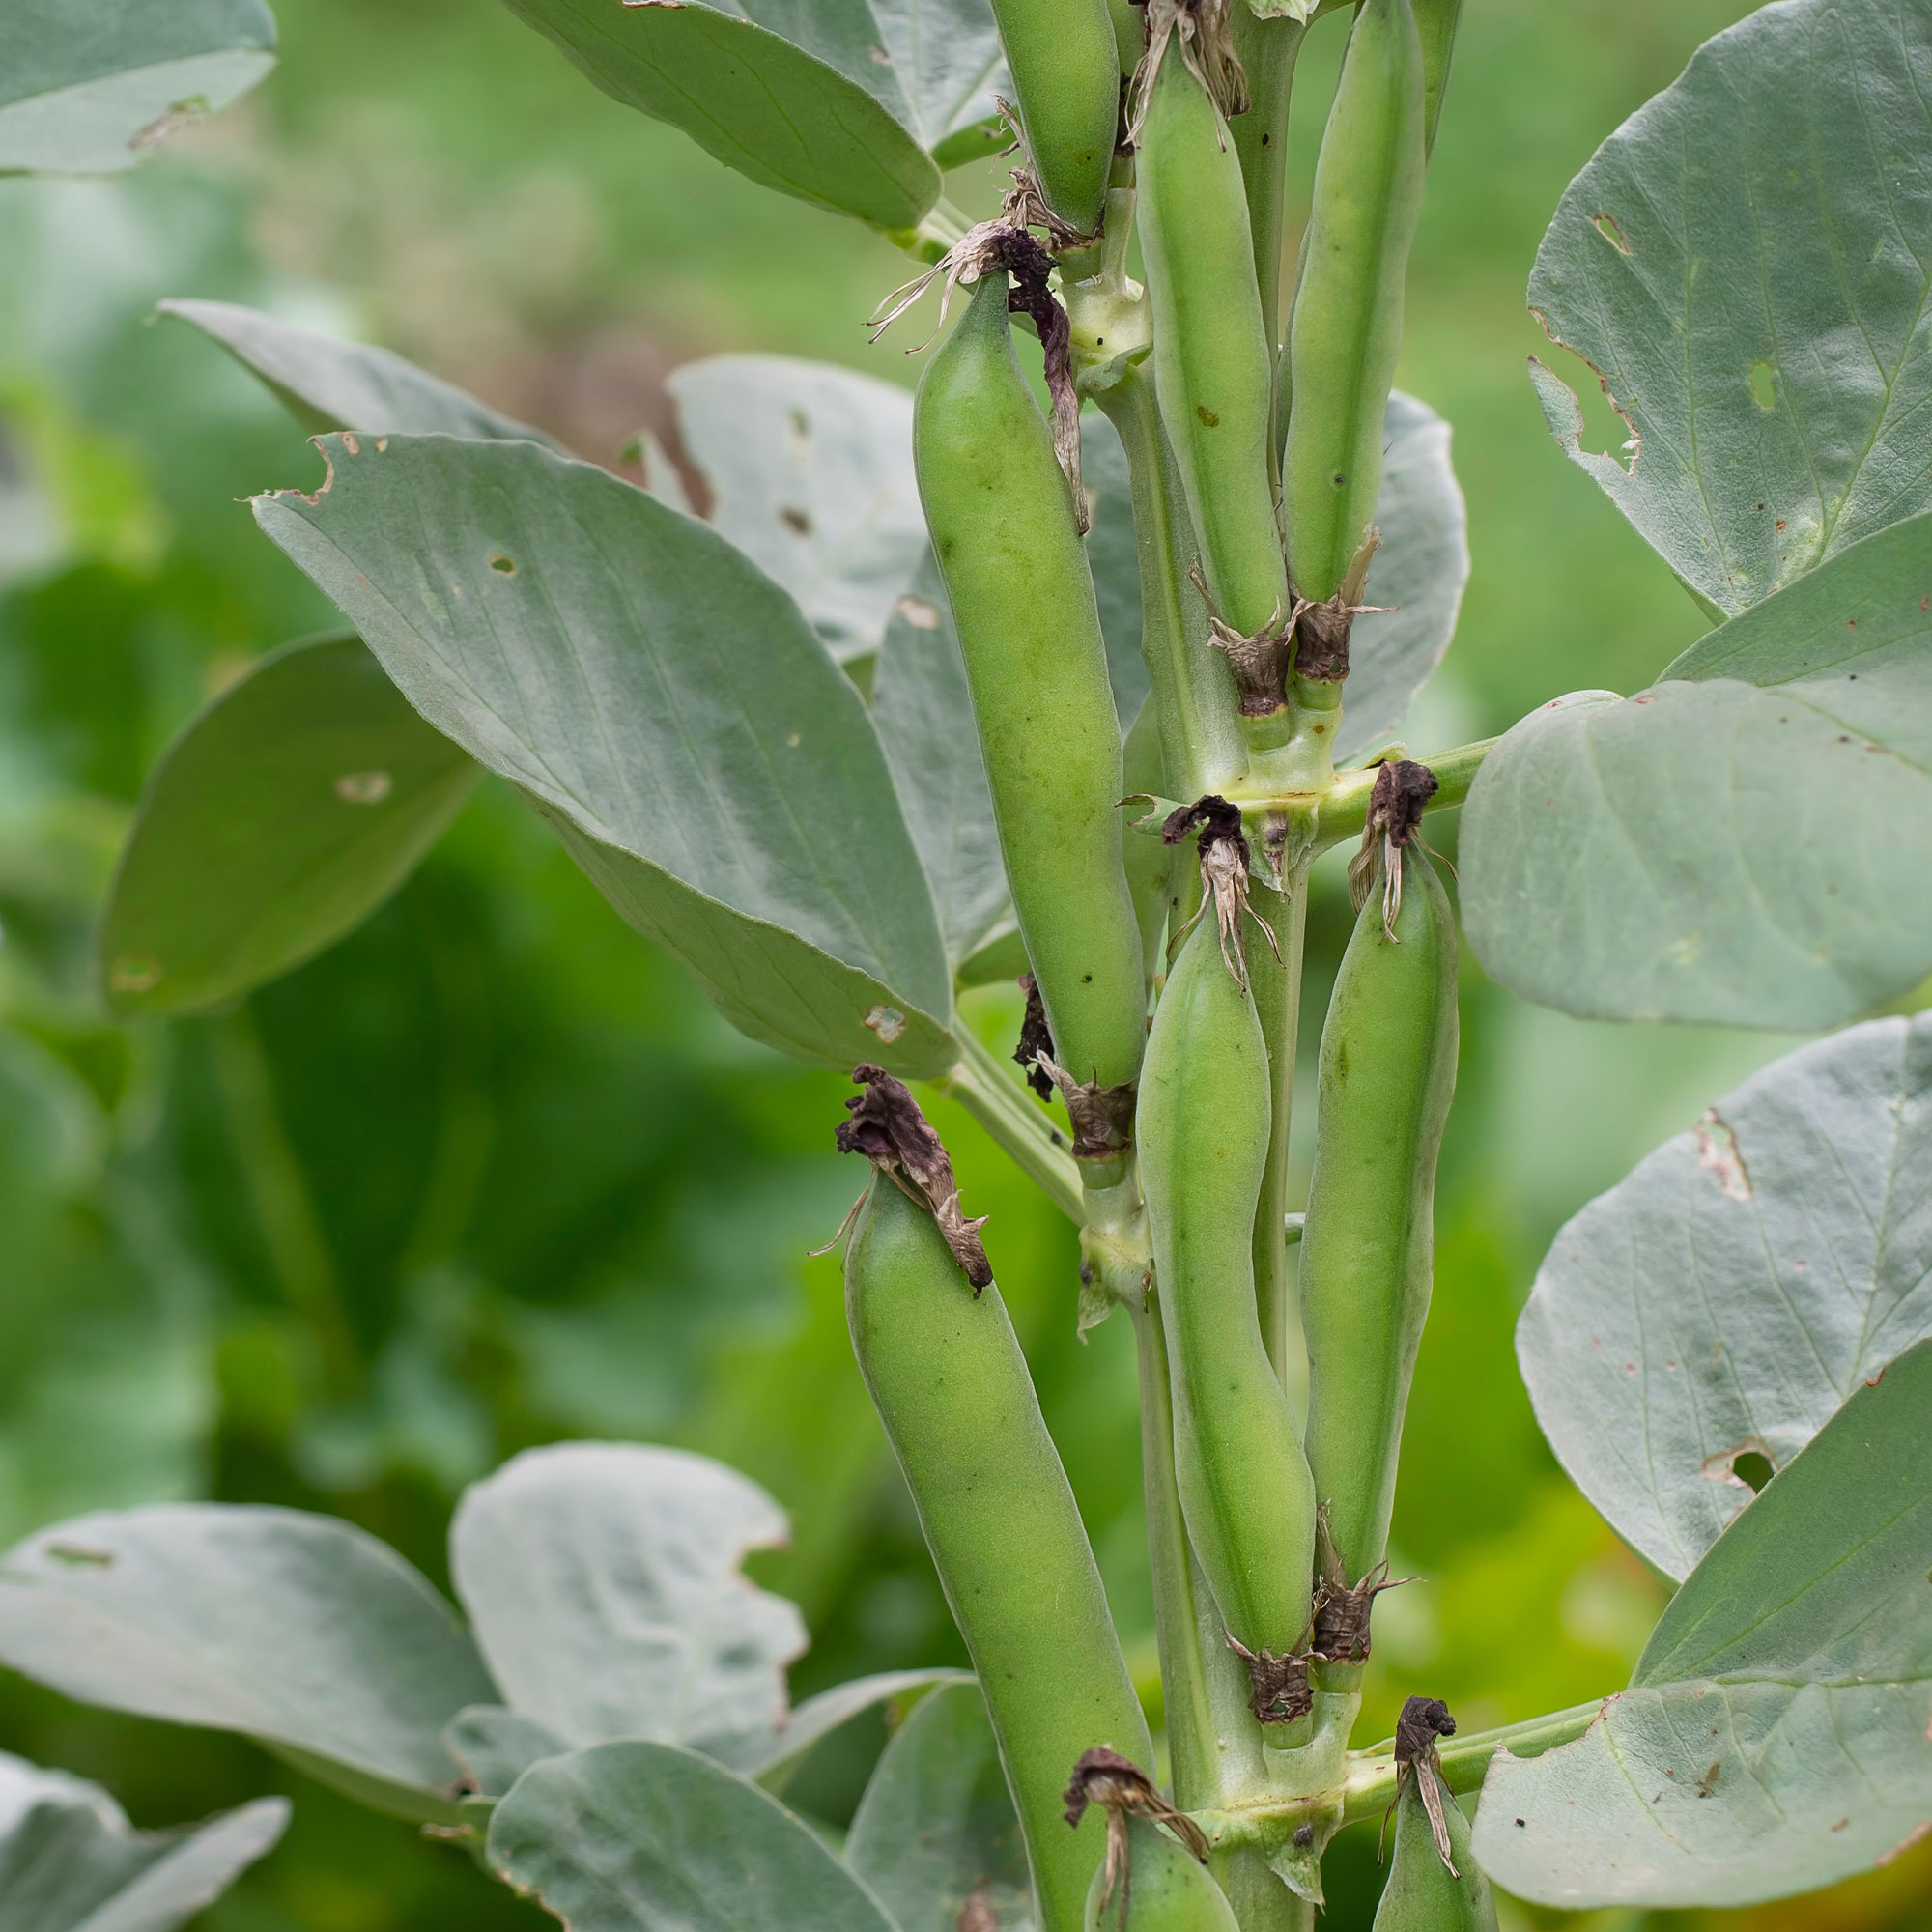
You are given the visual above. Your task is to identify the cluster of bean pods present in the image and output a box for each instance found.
[841,2,1483,1927]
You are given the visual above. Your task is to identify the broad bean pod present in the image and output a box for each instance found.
[1282,0,1427,602]
[1138,891,1317,1688]
[1086,1817,1238,1932]
[1138,48,1293,673]
[1298,842,1458,1598]
[1374,1770,1497,1932]
[846,1173,1152,1932]
[1415,0,1463,156]
[989,0,1121,235]
[916,272,1147,1151]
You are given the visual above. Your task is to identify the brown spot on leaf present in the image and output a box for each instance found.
[1693,1108,1751,1200]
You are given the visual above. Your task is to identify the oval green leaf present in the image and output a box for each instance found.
[498,0,943,230]
[0,1749,286,1932]
[487,1740,901,1932]
[0,0,274,176]
[448,1443,806,1753]
[1527,0,1932,616]
[99,634,478,1016]
[1474,1336,1932,1908]
[252,435,954,1076]
[0,1505,496,1822]
[157,298,556,444]
[1519,1012,1932,1581]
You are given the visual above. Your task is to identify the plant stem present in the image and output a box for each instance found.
[1312,736,1496,849]
[1094,364,1246,801]
[1340,1699,1603,1820]
[931,1025,1085,1222]
[1214,1846,1315,1932]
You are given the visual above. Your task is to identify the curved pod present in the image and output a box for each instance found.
[1298,847,1458,1589]
[1139,913,1317,1660]
[990,0,1122,233]
[846,1178,1151,1932]
[1374,1774,1497,1931]
[1086,1816,1240,1932]
[915,275,1146,1101]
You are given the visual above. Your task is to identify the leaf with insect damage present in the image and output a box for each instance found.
[1475,1337,1932,1908]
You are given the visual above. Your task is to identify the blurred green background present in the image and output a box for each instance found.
[1,2,1925,1928]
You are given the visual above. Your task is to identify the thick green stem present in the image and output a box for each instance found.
[1214,1846,1314,1932]
[1341,1701,1603,1820]
[1094,365,1246,800]
[1310,736,1496,847]
[930,1027,1085,1223]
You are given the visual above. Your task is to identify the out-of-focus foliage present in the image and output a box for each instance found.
[0,1,1924,1927]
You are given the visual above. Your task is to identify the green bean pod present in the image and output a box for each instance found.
[989,0,1121,234]
[1373,1775,1497,1932]
[1137,50,1292,647]
[1139,907,1317,1667]
[1086,1818,1239,1932]
[1282,0,1427,601]
[916,273,1147,1117]
[1415,0,1464,156]
[847,1175,1151,1932]
[1298,846,1458,1592]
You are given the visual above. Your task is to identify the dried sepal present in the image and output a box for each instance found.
[835,1065,992,1290]
[1292,527,1389,685]
[1130,0,1249,137]
[1162,796,1282,993]
[1309,1515,1413,1664]
[1035,1058,1138,1162]
[1188,563,1292,718]
[1064,1747,1210,1928]
[1014,973,1057,1102]
[1386,1695,1460,1875]
[1223,1632,1313,1725]
[1347,758,1440,943]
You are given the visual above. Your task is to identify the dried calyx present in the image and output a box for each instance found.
[1064,1747,1209,1926]
[1223,1632,1313,1725]
[1015,974,1057,1101]
[1013,975,1137,1163]
[835,1065,992,1290]
[1389,1695,1461,1874]
[1131,0,1248,132]
[1189,563,1293,720]
[1310,1516,1410,1665]
[1162,796,1282,992]
[1347,758,1440,943]
[1293,528,1387,686]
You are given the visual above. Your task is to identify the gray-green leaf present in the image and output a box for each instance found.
[448,1443,806,1754]
[0,1749,286,1932]
[1519,1012,1932,1581]
[1473,1336,1932,1908]
[1341,391,1469,764]
[662,355,925,663]
[1462,515,1932,1025]
[0,0,275,176]
[157,298,555,443]
[0,1506,496,1822]
[487,1740,900,1932]
[498,0,970,230]
[99,634,478,1016]
[710,1668,974,1785]
[253,435,954,1076]
[1526,0,1932,616]
[846,1679,1037,1932]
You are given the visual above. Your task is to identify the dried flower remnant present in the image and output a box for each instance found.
[1063,1747,1209,1927]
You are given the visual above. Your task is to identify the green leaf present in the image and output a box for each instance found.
[872,552,1012,969]
[0,1749,287,1932]
[487,1740,901,1932]
[253,435,955,1077]
[712,1668,974,1783]
[443,1706,568,1802]
[1462,515,1932,1025]
[1526,0,1932,617]
[1473,1337,1932,1909]
[1341,391,1469,764]
[0,0,275,176]
[448,1443,806,1753]
[660,355,926,663]
[845,1679,1037,1932]
[0,1505,497,1822]
[99,634,479,1016]
[498,0,963,230]
[156,298,557,444]
[1083,411,1152,733]
[1519,1012,1932,1581]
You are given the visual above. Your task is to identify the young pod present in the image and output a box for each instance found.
[990,0,1121,236]
[1298,838,1458,1604]
[844,1107,1151,1932]
[1137,44,1293,673]
[1374,1770,1497,1932]
[1086,1816,1237,1932]
[1282,0,1428,602]
[1138,850,1317,1694]
[916,272,1147,1155]
[1415,0,1464,156]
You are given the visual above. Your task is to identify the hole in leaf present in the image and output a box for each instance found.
[1732,1451,1773,1493]
[490,554,517,574]
[1748,361,1777,412]
[1591,212,1633,255]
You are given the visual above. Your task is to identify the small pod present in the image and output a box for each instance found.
[1138,880,1317,1678]
[916,272,1148,1148]
[1374,1772,1497,1932]
[1298,840,1458,1599]
[1414,0,1464,156]
[990,0,1122,234]
[1086,1816,1238,1932]
[1137,47,1293,654]
[1282,0,1428,602]
[846,1170,1151,1932]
